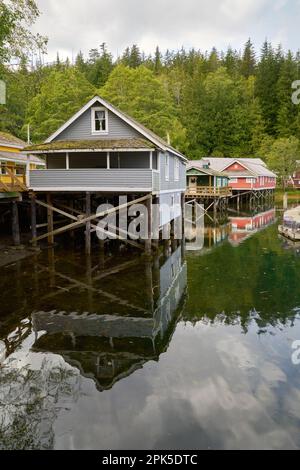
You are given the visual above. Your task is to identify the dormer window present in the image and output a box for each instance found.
[92,107,108,134]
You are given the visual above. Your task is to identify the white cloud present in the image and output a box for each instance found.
[32,0,299,62]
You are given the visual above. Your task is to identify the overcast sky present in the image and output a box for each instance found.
[33,0,300,62]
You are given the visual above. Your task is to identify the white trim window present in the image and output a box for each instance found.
[174,157,180,182]
[91,107,108,134]
[230,178,238,184]
[246,178,254,184]
[165,154,170,182]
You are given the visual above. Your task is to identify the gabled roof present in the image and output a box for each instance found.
[187,161,228,178]
[0,131,25,149]
[45,95,187,161]
[203,158,277,178]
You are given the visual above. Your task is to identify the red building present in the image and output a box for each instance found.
[203,158,277,192]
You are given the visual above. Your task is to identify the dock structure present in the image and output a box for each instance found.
[24,95,188,254]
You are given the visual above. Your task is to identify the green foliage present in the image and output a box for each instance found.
[261,136,300,188]
[25,67,95,142]
[0,0,47,62]
[182,68,265,158]
[100,64,188,150]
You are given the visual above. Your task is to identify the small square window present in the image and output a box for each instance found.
[92,107,108,134]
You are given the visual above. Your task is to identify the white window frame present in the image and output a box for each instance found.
[230,178,238,184]
[174,157,180,182]
[246,178,254,184]
[165,154,170,182]
[91,107,108,135]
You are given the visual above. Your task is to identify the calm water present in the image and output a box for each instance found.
[1,206,300,450]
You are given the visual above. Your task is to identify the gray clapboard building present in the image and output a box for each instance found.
[25,95,187,251]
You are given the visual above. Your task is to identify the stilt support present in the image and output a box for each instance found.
[85,192,91,255]
[47,193,54,246]
[12,201,20,246]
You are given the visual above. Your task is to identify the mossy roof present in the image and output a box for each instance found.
[25,138,155,153]
[0,132,25,147]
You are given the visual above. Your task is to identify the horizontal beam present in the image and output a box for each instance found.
[25,148,154,154]
[30,187,153,192]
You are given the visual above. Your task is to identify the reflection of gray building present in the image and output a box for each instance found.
[32,247,187,391]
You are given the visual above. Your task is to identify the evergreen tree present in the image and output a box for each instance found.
[154,46,162,74]
[223,46,240,76]
[255,41,281,135]
[128,44,142,68]
[276,51,298,137]
[75,51,86,74]
[240,39,256,78]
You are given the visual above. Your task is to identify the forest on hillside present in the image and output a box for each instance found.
[1,0,300,181]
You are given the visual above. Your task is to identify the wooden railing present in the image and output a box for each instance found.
[186,186,232,198]
[0,167,27,193]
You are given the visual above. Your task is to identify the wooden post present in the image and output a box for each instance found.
[86,192,91,255]
[181,193,185,241]
[47,193,54,245]
[152,196,160,251]
[12,201,20,246]
[30,193,37,247]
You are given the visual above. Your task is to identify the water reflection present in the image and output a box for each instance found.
[1,206,300,450]
[186,207,277,254]
[0,244,187,449]
[31,247,187,392]
[229,208,276,246]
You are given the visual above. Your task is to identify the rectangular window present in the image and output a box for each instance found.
[174,158,180,181]
[16,165,25,176]
[0,162,6,175]
[230,178,238,184]
[92,107,108,134]
[165,155,170,181]
[152,152,158,171]
[246,178,253,184]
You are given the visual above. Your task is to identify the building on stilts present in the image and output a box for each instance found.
[24,96,188,253]
[202,157,277,211]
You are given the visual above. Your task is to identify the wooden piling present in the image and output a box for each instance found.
[47,193,54,246]
[12,201,20,246]
[30,193,37,247]
[85,192,91,255]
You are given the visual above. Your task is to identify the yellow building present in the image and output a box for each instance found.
[0,132,45,197]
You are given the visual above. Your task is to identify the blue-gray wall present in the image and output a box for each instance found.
[159,151,186,191]
[54,104,143,141]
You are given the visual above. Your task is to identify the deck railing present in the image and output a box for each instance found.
[0,167,27,193]
[186,186,232,198]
